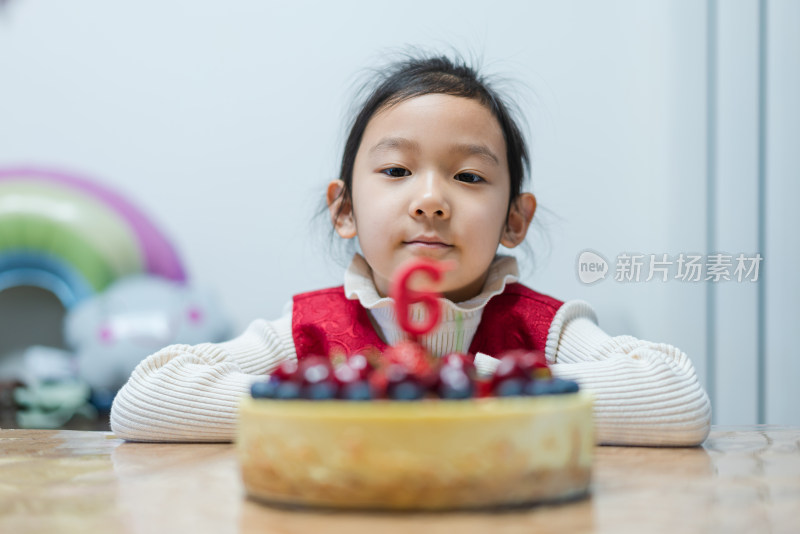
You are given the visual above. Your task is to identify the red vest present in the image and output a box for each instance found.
[292,284,563,359]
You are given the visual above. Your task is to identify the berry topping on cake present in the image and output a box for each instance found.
[250,346,579,401]
[384,341,435,378]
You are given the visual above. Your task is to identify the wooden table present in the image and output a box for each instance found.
[1,426,798,533]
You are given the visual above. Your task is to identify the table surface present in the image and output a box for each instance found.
[1,426,798,534]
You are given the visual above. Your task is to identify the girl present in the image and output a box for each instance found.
[110,53,711,445]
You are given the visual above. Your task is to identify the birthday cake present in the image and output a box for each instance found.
[236,259,594,510]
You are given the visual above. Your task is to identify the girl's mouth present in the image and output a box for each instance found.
[404,241,452,247]
[403,240,453,251]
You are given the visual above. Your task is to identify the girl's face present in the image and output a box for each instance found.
[329,93,535,302]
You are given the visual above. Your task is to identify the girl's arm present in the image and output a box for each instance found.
[109,313,296,442]
[546,301,712,446]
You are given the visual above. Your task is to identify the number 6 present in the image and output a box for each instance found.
[390,258,448,338]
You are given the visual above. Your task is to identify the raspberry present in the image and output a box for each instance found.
[498,349,548,374]
[383,341,434,377]
[346,353,372,380]
[368,367,389,399]
[475,379,494,398]
[272,359,300,382]
[490,354,529,388]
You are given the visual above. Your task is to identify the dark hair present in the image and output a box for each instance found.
[333,52,531,224]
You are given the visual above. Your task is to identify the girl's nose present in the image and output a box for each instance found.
[409,174,451,219]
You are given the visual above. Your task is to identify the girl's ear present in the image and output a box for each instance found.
[500,193,536,248]
[327,180,357,239]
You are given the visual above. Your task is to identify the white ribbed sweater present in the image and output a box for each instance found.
[110,255,711,446]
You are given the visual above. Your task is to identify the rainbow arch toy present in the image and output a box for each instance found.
[0,168,186,308]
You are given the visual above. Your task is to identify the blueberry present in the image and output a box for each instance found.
[525,377,580,396]
[494,377,528,397]
[275,381,302,400]
[525,379,551,396]
[303,381,338,400]
[439,382,474,399]
[389,380,425,401]
[340,380,372,401]
[251,380,279,399]
[551,377,580,394]
[384,364,425,400]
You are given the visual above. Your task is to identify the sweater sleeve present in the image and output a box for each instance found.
[109,311,296,442]
[545,300,712,447]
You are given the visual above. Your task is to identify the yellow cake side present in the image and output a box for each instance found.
[236,392,594,510]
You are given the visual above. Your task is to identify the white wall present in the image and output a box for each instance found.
[764,0,800,425]
[0,0,797,424]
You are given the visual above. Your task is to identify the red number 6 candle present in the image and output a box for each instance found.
[390,258,450,339]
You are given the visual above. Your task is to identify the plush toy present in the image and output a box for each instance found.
[16,275,231,423]
[64,275,232,409]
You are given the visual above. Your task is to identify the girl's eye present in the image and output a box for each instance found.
[381,167,411,178]
[455,172,484,184]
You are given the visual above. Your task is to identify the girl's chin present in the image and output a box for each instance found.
[370,256,488,302]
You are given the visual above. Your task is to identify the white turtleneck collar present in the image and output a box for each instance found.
[342,254,519,357]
